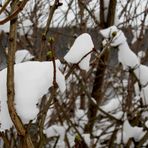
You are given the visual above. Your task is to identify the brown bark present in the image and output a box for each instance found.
[0,0,29,25]
[85,0,117,133]
[7,1,34,147]
[78,0,87,33]
[39,0,60,60]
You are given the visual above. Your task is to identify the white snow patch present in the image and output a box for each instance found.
[123,119,145,142]
[140,86,148,105]
[82,134,90,147]
[44,124,66,148]
[15,49,34,64]
[112,111,123,120]
[0,60,66,131]
[44,125,66,140]
[101,97,122,112]
[75,109,88,127]
[134,65,148,86]
[118,42,139,70]
[134,82,140,96]
[64,33,94,71]
[100,26,119,39]
[0,12,10,32]
[134,65,148,104]
[138,51,145,59]
[100,26,140,70]
[145,120,148,128]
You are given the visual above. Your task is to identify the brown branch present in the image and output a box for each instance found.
[136,131,148,148]
[7,1,26,137]
[38,38,57,147]
[86,0,117,133]
[0,0,29,25]
[79,1,99,26]
[0,0,11,15]
[54,98,89,148]
[40,0,60,60]
[0,132,10,147]
[118,0,131,19]
[99,0,105,28]
[107,0,117,26]
[117,8,148,27]
[6,1,34,147]
[65,49,94,79]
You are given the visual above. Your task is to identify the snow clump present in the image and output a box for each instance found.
[64,33,94,71]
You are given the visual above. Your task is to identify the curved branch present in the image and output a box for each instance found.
[0,0,11,15]
[0,0,29,25]
[7,1,34,147]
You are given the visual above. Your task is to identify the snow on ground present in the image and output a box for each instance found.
[0,60,66,131]
[64,33,94,71]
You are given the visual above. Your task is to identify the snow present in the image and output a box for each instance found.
[74,109,88,133]
[100,25,148,105]
[134,65,148,87]
[111,31,127,47]
[117,119,145,145]
[15,49,34,64]
[138,51,146,59]
[0,60,66,131]
[44,124,66,140]
[0,12,10,32]
[82,134,90,147]
[123,119,145,142]
[64,33,94,71]
[145,120,148,128]
[134,82,140,96]
[100,26,119,39]
[140,86,148,105]
[100,26,140,70]
[118,42,139,70]
[134,64,148,104]
[112,111,123,120]
[100,97,122,112]
[44,124,66,148]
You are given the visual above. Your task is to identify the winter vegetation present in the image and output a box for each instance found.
[0,0,148,147]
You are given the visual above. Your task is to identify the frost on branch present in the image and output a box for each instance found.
[64,33,94,71]
[0,60,66,131]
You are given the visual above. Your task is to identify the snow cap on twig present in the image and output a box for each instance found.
[64,33,94,71]
[100,26,127,47]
